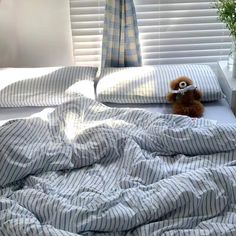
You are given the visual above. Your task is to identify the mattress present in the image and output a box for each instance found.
[0,99,235,125]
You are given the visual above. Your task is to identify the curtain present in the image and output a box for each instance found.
[101,0,142,67]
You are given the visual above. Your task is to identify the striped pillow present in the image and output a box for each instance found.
[0,66,97,107]
[96,64,224,103]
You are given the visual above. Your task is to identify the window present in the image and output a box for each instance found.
[135,0,231,66]
[70,0,105,67]
[70,0,231,66]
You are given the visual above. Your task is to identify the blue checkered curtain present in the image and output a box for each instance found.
[101,0,142,67]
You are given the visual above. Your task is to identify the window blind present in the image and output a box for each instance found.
[70,0,231,66]
[134,0,231,65]
[69,0,105,67]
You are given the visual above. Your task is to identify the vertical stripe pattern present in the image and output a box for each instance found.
[0,97,236,235]
[96,64,224,103]
[0,67,97,107]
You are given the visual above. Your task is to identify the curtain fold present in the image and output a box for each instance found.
[101,0,142,67]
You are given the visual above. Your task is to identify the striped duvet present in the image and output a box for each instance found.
[0,97,236,236]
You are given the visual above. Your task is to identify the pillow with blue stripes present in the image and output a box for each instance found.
[0,66,97,107]
[96,64,224,104]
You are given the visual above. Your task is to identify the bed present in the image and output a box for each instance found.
[0,65,236,235]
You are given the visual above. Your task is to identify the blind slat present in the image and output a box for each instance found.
[142,43,231,53]
[136,3,212,11]
[135,0,212,4]
[143,49,229,59]
[142,36,231,47]
[138,17,219,26]
[144,56,228,65]
[137,10,218,19]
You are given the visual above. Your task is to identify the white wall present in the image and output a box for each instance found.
[0,0,74,67]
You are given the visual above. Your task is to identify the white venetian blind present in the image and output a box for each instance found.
[70,0,232,66]
[69,0,105,66]
[134,0,231,65]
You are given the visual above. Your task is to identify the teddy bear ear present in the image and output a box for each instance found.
[170,80,179,90]
[177,76,193,85]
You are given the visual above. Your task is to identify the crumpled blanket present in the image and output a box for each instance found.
[0,97,236,236]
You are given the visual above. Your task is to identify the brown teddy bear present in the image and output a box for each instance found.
[167,76,204,118]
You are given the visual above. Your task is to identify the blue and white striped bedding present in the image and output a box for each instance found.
[97,64,224,104]
[0,66,97,107]
[0,97,236,235]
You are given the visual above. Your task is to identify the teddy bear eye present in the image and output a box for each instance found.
[179,81,187,88]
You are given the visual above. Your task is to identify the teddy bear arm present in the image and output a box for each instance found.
[167,92,176,102]
[194,90,202,100]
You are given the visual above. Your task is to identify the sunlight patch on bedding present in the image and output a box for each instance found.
[65,120,77,141]
[66,80,95,99]
[101,66,156,91]
[0,67,61,90]
[64,110,130,141]
[64,111,83,141]
[29,108,55,121]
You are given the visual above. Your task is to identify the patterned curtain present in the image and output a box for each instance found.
[101,0,142,67]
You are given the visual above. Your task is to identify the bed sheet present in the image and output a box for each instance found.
[104,98,236,124]
[0,98,235,125]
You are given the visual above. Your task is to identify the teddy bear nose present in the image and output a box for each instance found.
[179,81,187,88]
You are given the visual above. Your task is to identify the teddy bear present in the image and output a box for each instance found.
[167,76,204,118]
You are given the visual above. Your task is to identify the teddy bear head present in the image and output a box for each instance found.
[170,76,193,90]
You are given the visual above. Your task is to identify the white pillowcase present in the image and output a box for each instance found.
[96,64,224,104]
[0,66,97,107]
